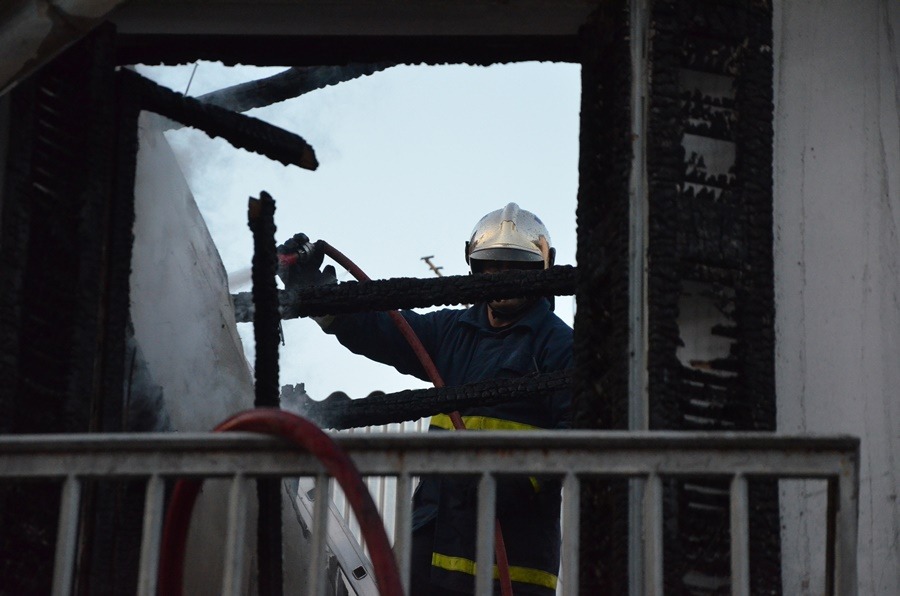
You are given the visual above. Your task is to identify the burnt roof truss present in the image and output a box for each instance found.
[118,69,318,170]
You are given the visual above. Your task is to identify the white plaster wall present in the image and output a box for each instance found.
[774,1,900,594]
[131,112,254,431]
[130,112,258,594]
[130,113,311,594]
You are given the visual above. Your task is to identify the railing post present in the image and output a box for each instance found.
[137,475,165,596]
[475,473,497,595]
[394,473,413,595]
[834,458,859,595]
[308,473,331,596]
[643,473,663,596]
[730,474,750,596]
[562,473,581,595]
[223,474,251,596]
[52,475,82,596]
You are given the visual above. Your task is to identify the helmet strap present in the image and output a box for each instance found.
[538,237,552,269]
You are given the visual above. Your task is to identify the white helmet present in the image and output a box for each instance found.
[465,203,555,270]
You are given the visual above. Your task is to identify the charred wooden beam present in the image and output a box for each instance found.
[247,191,284,596]
[573,2,632,592]
[249,192,282,410]
[232,265,578,322]
[118,69,318,170]
[282,370,571,430]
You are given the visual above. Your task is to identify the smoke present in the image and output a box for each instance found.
[228,265,253,289]
[124,332,172,433]
[279,383,312,416]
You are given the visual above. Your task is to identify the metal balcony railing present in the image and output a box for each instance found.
[0,431,859,595]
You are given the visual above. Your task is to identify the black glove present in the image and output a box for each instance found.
[276,233,337,290]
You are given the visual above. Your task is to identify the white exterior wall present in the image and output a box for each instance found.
[130,112,310,594]
[131,113,254,432]
[130,113,258,594]
[774,1,899,594]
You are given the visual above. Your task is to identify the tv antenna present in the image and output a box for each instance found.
[420,256,444,277]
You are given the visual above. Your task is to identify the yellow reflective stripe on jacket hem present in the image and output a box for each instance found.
[431,552,558,590]
[429,414,539,431]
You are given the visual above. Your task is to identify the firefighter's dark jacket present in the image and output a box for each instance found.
[325,298,573,595]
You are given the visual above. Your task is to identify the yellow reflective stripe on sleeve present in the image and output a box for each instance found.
[429,414,539,431]
[431,552,558,590]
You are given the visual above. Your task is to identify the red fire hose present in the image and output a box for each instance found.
[158,243,515,595]
[157,409,403,596]
[316,241,515,596]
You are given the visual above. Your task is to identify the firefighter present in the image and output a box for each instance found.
[281,203,572,595]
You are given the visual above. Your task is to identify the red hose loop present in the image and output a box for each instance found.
[318,241,371,285]
[320,241,514,596]
[158,409,403,596]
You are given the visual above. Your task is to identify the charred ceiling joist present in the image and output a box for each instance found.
[118,69,318,170]
[282,370,572,430]
[233,265,578,322]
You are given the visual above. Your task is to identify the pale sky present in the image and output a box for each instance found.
[136,61,581,400]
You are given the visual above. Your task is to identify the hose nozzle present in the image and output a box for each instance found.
[277,241,316,267]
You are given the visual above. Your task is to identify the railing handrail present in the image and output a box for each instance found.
[0,431,860,479]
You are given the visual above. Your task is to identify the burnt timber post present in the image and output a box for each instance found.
[573,0,779,593]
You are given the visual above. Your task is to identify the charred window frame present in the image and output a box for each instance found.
[579,1,779,592]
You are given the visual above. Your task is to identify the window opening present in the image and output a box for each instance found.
[0,2,782,591]
[136,61,581,402]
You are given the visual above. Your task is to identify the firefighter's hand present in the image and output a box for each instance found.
[276,234,336,290]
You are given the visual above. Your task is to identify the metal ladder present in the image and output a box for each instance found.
[285,477,379,596]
